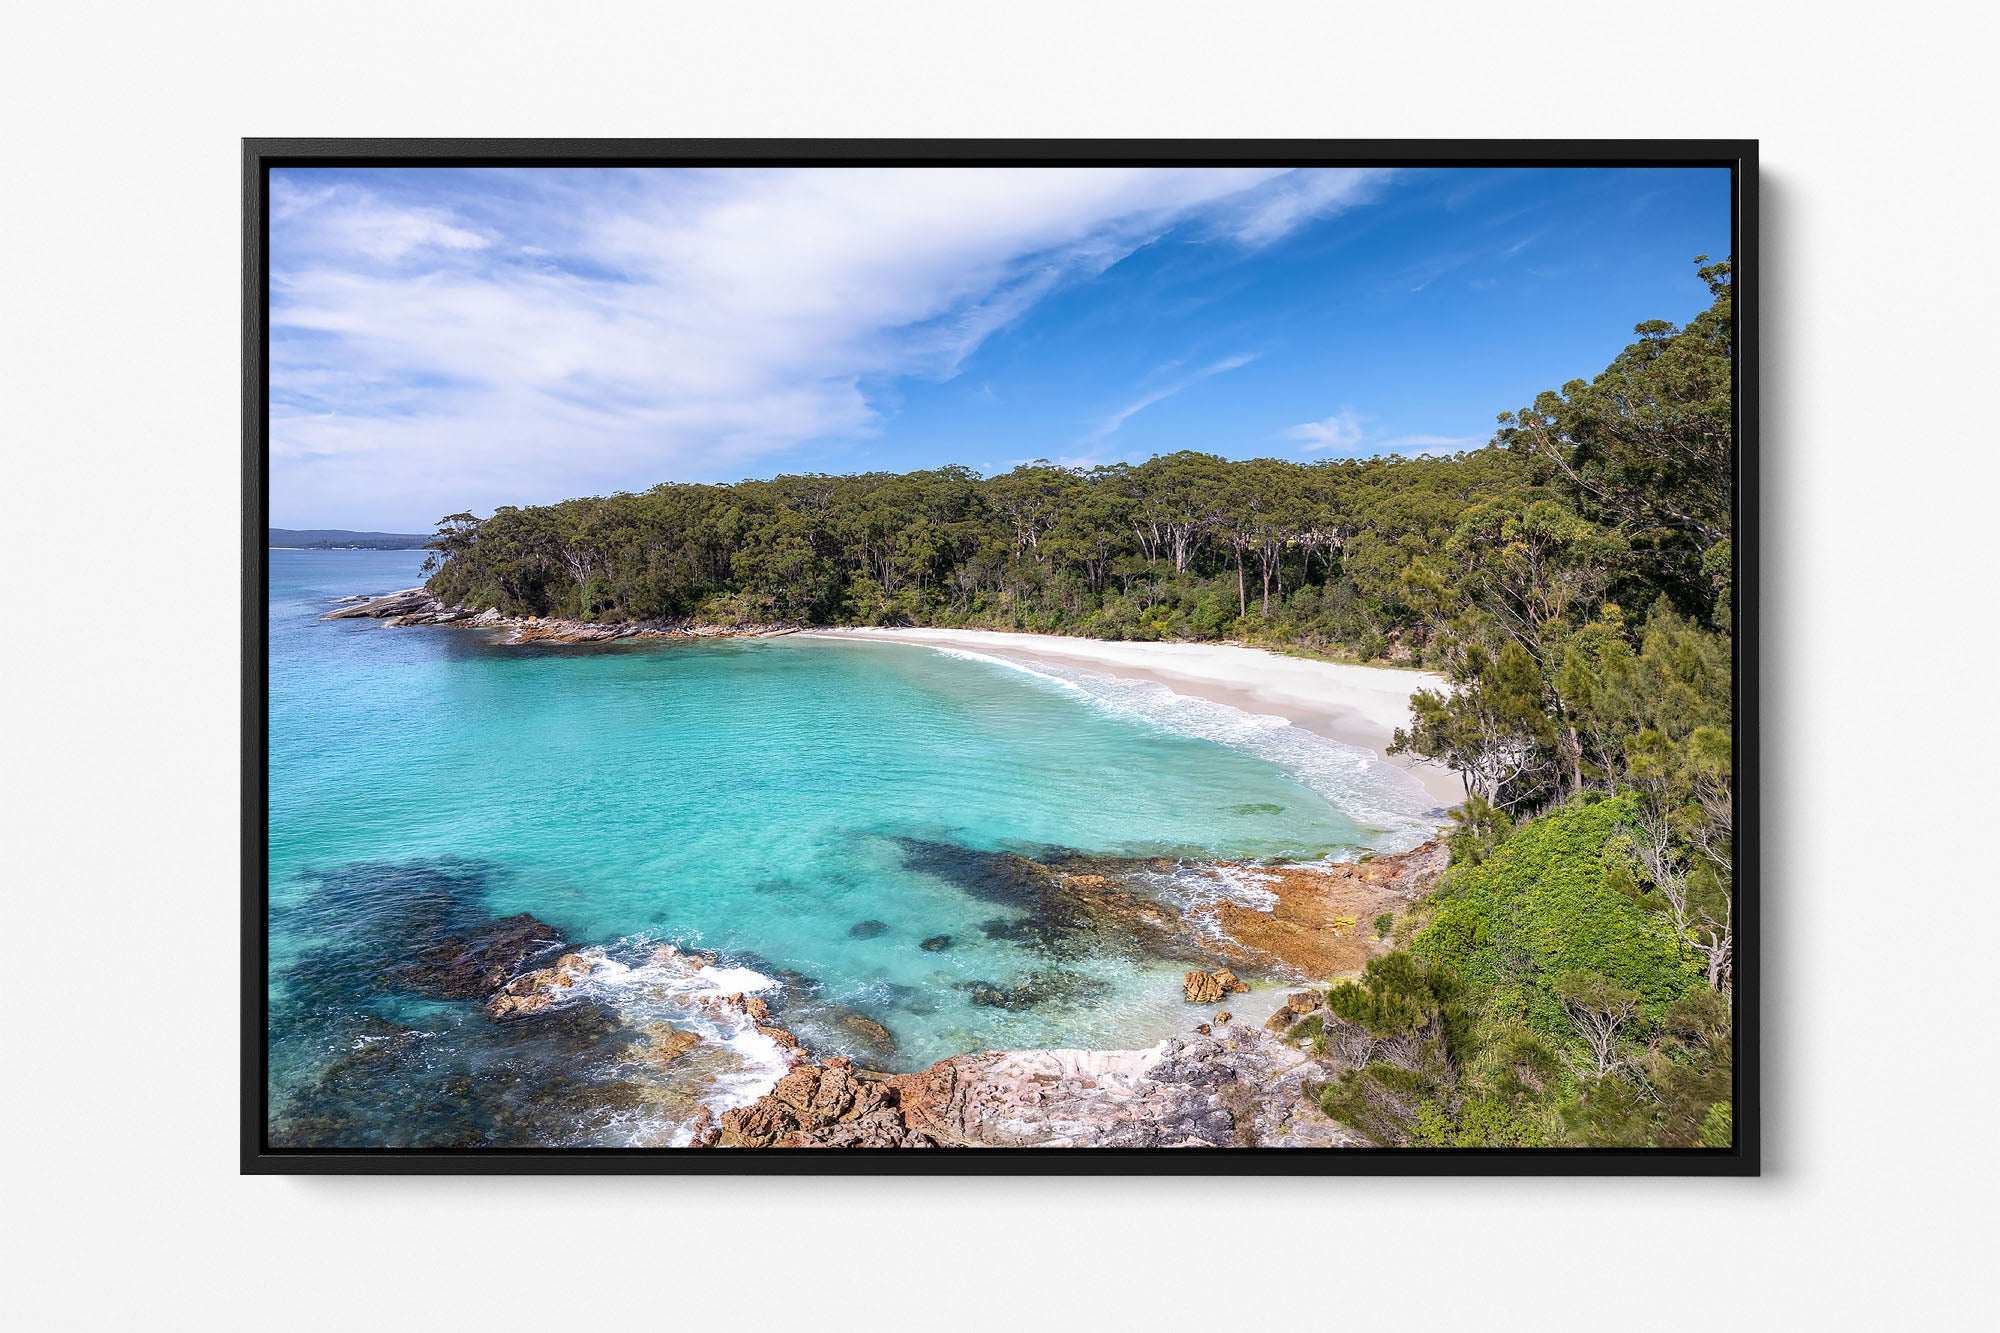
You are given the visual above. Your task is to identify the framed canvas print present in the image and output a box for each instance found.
[245,139,1756,1174]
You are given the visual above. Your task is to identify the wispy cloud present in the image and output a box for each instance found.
[1080,352,1259,444]
[269,167,1394,528]
[1282,408,1367,453]
[1216,168,1393,244]
[1282,415,1479,458]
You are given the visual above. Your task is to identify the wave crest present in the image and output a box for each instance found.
[929,644,1439,847]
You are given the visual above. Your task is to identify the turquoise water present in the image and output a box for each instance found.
[268,549,1435,1146]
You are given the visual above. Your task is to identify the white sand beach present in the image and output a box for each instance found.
[809,627,1464,811]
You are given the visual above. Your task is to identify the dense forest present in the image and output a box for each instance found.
[425,257,1738,1148]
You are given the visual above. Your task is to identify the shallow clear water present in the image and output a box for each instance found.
[267,548,1435,1145]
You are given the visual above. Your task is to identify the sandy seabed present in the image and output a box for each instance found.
[807,627,1464,811]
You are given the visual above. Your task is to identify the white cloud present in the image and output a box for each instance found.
[1282,416,1480,459]
[1282,408,1367,453]
[1220,168,1392,244]
[268,167,1391,528]
[271,178,488,262]
[1081,352,1259,445]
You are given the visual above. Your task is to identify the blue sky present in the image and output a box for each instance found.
[269,165,1730,532]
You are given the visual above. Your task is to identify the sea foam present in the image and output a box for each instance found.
[928,644,1440,849]
[542,939,795,1145]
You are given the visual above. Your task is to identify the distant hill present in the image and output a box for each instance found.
[270,528,432,550]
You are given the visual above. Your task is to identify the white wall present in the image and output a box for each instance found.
[5,2,1994,1327]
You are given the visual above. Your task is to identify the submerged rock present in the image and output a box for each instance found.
[960,970,1110,1012]
[396,912,564,999]
[848,920,889,939]
[920,934,953,952]
[842,1014,896,1047]
[627,1023,703,1069]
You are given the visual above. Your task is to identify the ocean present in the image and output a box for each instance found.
[266,548,1438,1146]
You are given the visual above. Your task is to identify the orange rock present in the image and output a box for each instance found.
[1184,970,1226,1005]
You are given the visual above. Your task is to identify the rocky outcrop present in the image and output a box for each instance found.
[709,1058,937,1148]
[1198,842,1449,979]
[627,1023,703,1069]
[1184,970,1225,1005]
[1264,989,1326,1034]
[321,588,443,620]
[708,1023,1358,1149]
[485,949,601,1018]
[1183,968,1249,1004]
[321,588,799,645]
[921,839,1450,988]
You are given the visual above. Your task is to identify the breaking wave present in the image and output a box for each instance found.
[928,645,1442,849]
[537,939,795,1145]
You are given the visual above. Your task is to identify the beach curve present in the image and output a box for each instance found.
[804,627,1464,813]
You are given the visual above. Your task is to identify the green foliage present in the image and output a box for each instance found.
[1700,1102,1734,1149]
[1498,255,1734,617]
[422,446,1541,663]
[1373,912,1394,939]
[1445,794,1512,865]
[1315,797,1726,1149]
[1415,796,1704,1033]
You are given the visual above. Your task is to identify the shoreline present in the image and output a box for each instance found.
[704,839,1450,1148]
[322,590,1463,810]
[808,626,1464,811]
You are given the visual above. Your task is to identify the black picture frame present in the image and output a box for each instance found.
[244,138,1758,1176]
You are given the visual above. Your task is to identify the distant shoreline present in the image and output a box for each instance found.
[807,626,1463,811]
[269,528,430,551]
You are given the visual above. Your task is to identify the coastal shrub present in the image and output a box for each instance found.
[1446,795,1512,866]
[1373,912,1394,938]
[1700,1101,1733,1148]
[1414,795,1703,1047]
[1556,1072,1655,1147]
[1304,799,1717,1149]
